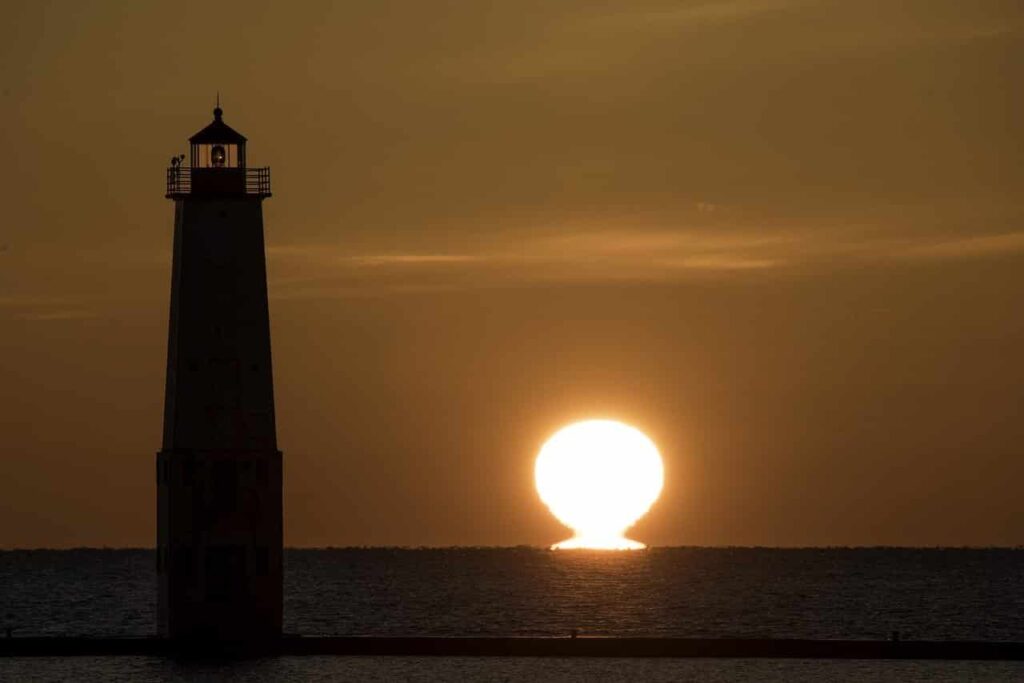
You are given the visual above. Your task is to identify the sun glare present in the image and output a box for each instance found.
[535,420,664,550]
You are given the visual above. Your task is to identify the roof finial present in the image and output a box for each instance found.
[213,92,223,121]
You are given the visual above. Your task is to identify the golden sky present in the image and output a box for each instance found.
[1,0,1022,547]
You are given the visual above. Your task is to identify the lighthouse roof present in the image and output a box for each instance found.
[189,106,247,144]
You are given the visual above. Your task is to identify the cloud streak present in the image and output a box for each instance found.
[0,294,98,322]
[16,309,97,322]
[266,223,1024,299]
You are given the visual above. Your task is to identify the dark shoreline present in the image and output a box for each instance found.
[2,637,1023,660]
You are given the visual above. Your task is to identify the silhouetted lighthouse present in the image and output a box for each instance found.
[157,105,281,641]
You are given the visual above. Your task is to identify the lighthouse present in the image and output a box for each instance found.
[156,105,282,641]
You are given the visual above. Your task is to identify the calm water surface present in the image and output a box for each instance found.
[1,548,1022,680]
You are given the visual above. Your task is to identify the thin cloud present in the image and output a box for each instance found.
[0,294,98,321]
[346,254,481,267]
[0,295,76,308]
[589,0,804,29]
[266,222,1024,300]
[656,255,783,271]
[16,309,97,322]
[892,232,1024,263]
[266,226,799,297]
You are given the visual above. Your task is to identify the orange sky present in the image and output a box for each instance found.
[1,0,1022,547]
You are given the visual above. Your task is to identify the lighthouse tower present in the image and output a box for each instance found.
[157,106,281,641]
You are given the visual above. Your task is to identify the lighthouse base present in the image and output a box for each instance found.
[156,448,282,641]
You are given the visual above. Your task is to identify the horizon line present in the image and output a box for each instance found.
[3,544,1023,552]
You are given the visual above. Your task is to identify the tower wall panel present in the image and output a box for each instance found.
[157,195,282,641]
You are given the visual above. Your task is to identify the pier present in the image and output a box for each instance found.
[2,636,1023,660]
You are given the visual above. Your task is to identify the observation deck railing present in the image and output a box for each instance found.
[165,167,271,199]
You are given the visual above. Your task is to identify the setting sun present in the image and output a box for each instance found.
[535,420,664,550]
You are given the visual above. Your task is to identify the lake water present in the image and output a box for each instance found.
[2,547,1023,680]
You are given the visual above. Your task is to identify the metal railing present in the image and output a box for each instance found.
[166,167,272,199]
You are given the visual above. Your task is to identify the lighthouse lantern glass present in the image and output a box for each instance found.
[193,143,241,169]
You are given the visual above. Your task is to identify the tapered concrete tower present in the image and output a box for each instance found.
[157,106,281,641]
